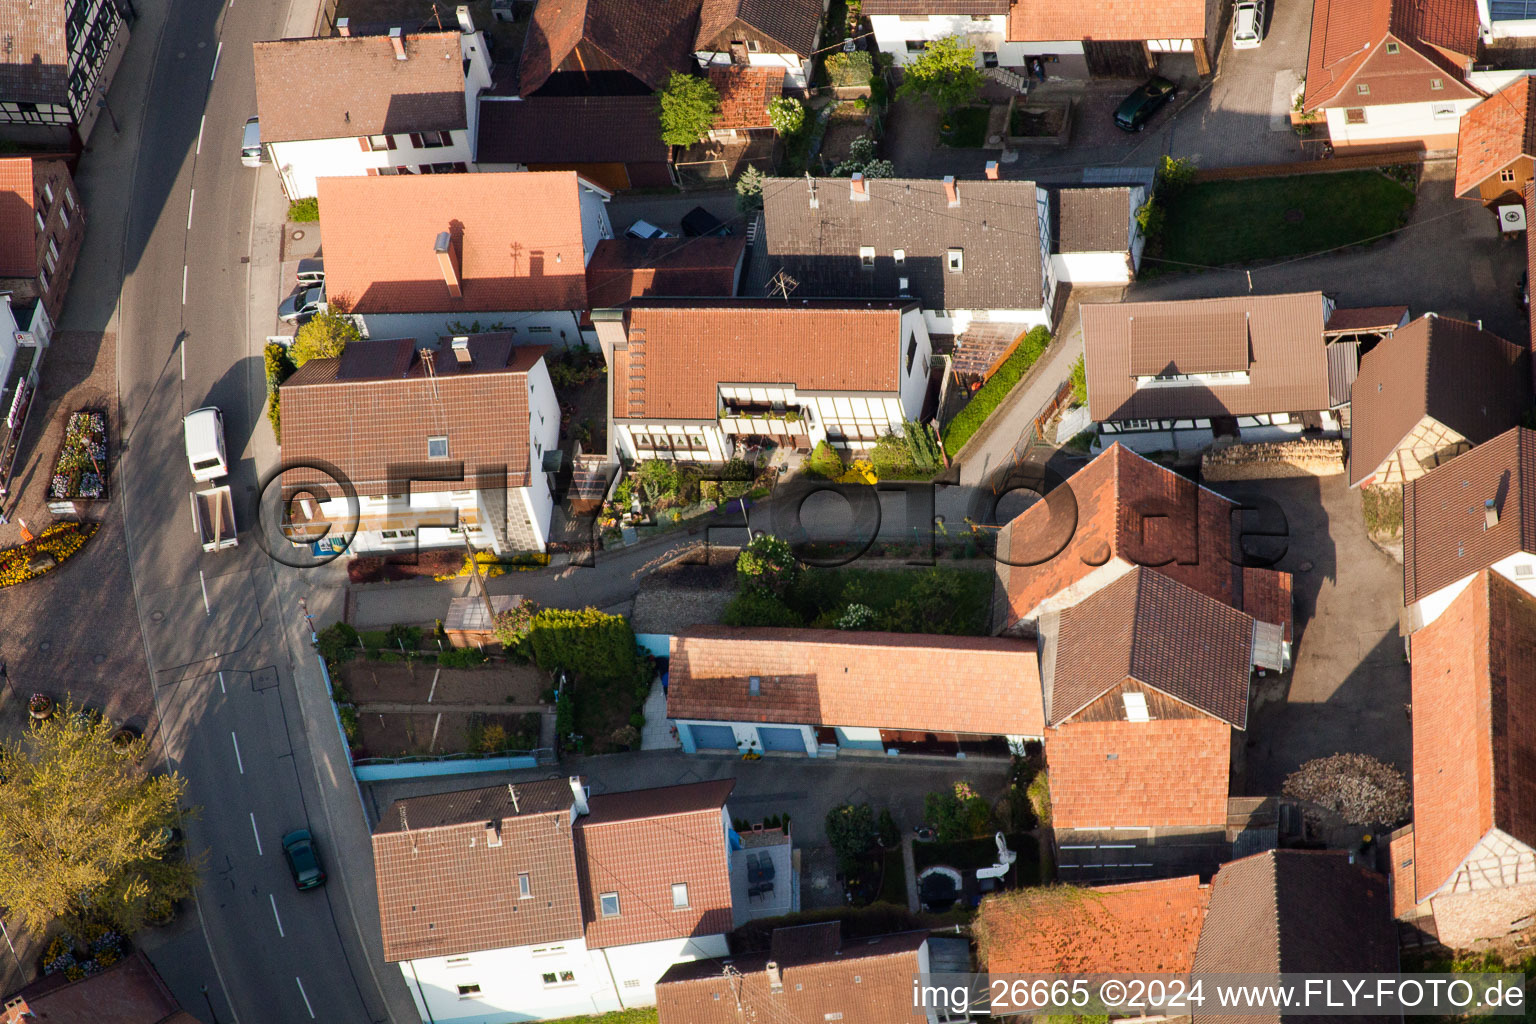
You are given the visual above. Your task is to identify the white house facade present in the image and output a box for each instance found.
[1322,97,1480,148]
[867,12,1076,69]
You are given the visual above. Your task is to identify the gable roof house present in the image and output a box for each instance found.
[1402,427,1536,630]
[0,0,131,147]
[1395,569,1536,947]
[278,334,560,555]
[252,16,493,200]
[667,627,1045,757]
[693,0,828,91]
[374,778,738,1023]
[656,924,942,1024]
[1007,0,1221,77]
[1301,0,1483,152]
[1049,186,1148,287]
[1081,292,1338,452]
[316,171,612,342]
[592,299,933,461]
[1348,314,1529,488]
[757,173,1057,342]
[1454,75,1536,206]
[0,155,83,328]
[475,94,674,191]
[518,0,700,97]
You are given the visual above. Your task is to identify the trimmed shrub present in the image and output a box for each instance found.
[530,607,638,682]
[941,326,1052,452]
[736,534,800,596]
[804,441,845,479]
[722,590,802,627]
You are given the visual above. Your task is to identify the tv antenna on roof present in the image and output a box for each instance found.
[767,269,798,301]
[508,784,520,814]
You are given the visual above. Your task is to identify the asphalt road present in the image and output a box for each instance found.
[81,0,412,1019]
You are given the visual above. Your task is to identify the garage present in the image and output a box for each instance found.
[688,724,738,751]
[757,727,807,754]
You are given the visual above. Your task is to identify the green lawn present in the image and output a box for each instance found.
[941,105,991,148]
[1158,170,1416,267]
[878,846,909,906]
[543,1011,658,1024]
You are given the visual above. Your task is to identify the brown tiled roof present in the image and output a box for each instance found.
[1050,567,1254,728]
[375,777,577,833]
[279,336,544,496]
[1348,314,1529,487]
[1083,292,1331,422]
[696,0,825,55]
[0,158,36,277]
[4,949,194,1024]
[1303,0,1479,111]
[864,0,1007,12]
[667,626,1045,736]
[1529,183,1536,374]
[316,172,591,314]
[0,0,69,105]
[585,237,744,308]
[1054,187,1133,254]
[995,444,1256,628]
[476,95,669,164]
[252,32,466,144]
[576,781,735,949]
[1193,850,1397,1022]
[760,176,1045,311]
[1410,571,1536,900]
[1325,304,1409,333]
[1389,829,1418,916]
[977,876,1208,974]
[372,779,584,960]
[1243,567,1294,644]
[1403,428,1536,605]
[1009,0,1205,42]
[708,65,781,130]
[1456,78,1536,197]
[613,300,912,420]
[518,0,700,95]
[1046,716,1234,828]
[657,928,927,1023]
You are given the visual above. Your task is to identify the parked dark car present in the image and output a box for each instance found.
[282,829,326,890]
[681,206,731,237]
[1114,76,1178,132]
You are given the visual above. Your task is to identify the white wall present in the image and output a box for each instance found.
[1469,68,1536,94]
[616,423,732,462]
[357,310,585,346]
[520,357,562,549]
[272,129,477,200]
[868,15,1082,66]
[899,307,932,420]
[577,183,615,264]
[1414,550,1536,629]
[1322,98,1478,145]
[695,50,811,89]
[596,934,730,1007]
[462,30,493,161]
[401,937,619,1024]
[921,308,1052,336]
[1050,251,1131,285]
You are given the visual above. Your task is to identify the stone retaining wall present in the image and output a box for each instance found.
[1200,439,1346,480]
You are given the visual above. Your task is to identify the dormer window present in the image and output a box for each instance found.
[1385,41,1399,54]
[600,892,621,917]
[428,436,449,459]
[946,249,963,273]
[859,246,875,268]
[1122,692,1150,722]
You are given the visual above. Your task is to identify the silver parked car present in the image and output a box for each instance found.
[278,284,326,323]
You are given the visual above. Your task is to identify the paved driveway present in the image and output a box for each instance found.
[1208,475,1411,795]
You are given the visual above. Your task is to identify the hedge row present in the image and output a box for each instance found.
[941,326,1051,453]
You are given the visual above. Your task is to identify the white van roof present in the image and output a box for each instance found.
[184,407,221,454]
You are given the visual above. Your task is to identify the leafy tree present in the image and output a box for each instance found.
[825,803,877,869]
[0,703,199,934]
[876,808,899,849]
[736,534,800,596]
[264,342,296,443]
[736,164,768,213]
[837,602,876,629]
[290,309,359,367]
[722,589,803,627]
[492,598,538,650]
[656,72,722,146]
[923,780,994,842]
[1070,355,1087,406]
[896,35,982,115]
[768,97,806,137]
[830,136,895,179]
[529,607,638,683]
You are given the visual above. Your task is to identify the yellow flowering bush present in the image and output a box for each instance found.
[432,550,550,581]
[0,522,98,588]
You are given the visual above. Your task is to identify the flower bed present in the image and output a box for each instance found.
[43,926,127,981]
[49,410,108,500]
[0,521,98,587]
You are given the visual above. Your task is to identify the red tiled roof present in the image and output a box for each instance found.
[1046,716,1233,828]
[518,0,700,95]
[1456,78,1536,197]
[657,928,928,1023]
[279,336,543,495]
[0,158,36,277]
[317,172,592,314]
[976,876,1208,974]
[3,949,194,1024]
[1325,305,1409,333]
[576,781,735,949]
[1243,567,1294,644]
[667,626,1045,736]
[584,237,744,308]
[995,444,1249,629]
[0,0,70,105]
[1410,571,1536,900]
[1303,0,1479,111]
[1403,427,1536,606]
[253,32,467,143]
[708,65,782,129]
[614,300,914,420]
[1008,0,1205,42]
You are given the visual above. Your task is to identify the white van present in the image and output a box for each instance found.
[1232,0,1265,48]
[241,117,262,168]
[184,407,229,482]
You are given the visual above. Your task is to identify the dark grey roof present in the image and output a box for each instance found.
[1192,850,1396,1024]
[1054,187,1134,254]
[697,0,824,56]
[759,175,1045,311]
[477,96,669,164]
[373,778,576,833]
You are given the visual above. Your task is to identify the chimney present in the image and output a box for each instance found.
[456,4,474,33]
[452,336,472,364]
[570,776,589,816]
[4,997,32,1024]
[850,173,868,201]
[484,821,502,847]
[1486,498,1499,530]
[943,175,959,206]
[390,26,407,60]
[766,961,783,994]
[985,160,999,180]
[591,308,628,365]
[434,231,462,299]
[336,17,349,35]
